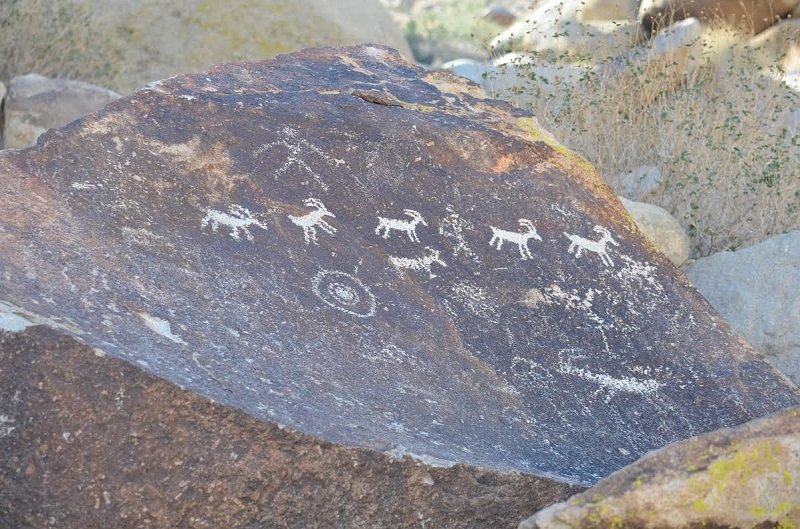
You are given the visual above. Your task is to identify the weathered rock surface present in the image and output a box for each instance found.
[685,231,800,386]
[2,73,121,150]
[520,406,800,528]
[619,197,690,267]
[0,44,798,523]
[0,325,580,528]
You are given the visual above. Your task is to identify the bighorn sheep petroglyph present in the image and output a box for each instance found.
[389,247,448,279]
[564,225,619,267]
[489,219,542,260]
[288,198,337,245]
[375,209,427,242]
[201,204,268,241]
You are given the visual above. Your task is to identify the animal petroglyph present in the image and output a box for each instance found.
[253,126,332,190]
[375,209,427,242]
[564,225,619,267]
[388,247,447,279]
[201,204,268,241]
[288,198,337,245]
[489,219,542,260]
[312,270,376,318]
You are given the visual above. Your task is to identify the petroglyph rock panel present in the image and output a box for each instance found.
[0,46,798,514]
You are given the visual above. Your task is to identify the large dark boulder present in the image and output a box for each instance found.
[1,45,798,526]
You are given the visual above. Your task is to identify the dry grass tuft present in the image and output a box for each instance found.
[0,0,125,87]
[486,27,800,257]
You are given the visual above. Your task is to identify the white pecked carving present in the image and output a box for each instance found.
[489,219,542,260]
[253,126,332,190]
[288,198,337,245]
[201,204,268,241]
[375,209,427,242]
[388,247,447,279]
[564,225,619,267]
[312,269,376,318]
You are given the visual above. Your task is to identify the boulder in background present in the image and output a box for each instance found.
[2,73,121,150]
[685,231,800,386]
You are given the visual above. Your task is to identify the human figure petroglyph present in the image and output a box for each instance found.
[489,219,542,260]
[438,206,480,263]
[288,198,337,245]
[564,225,619,267]
[375,209,427,242]
[253,126,331,190]
[388,247,447,279]
[201,204,268,241]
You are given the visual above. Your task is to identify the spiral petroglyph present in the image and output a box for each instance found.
[312,270,376,318]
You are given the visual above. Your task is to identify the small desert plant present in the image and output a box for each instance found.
[484,23,800,258]
[0,0,124,87]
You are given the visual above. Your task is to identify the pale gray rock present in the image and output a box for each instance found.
[685,231,800,385]
[619,197,689,266]
[2,74,120,150]
[619,165,662,198]
[490,0,640,60]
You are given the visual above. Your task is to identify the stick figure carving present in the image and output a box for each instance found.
[375,209,427,242]
[201,204,268,241]
[253,126,332,190]
[288,198,337,245]
[564,225,619,267]
[489,219,542,260]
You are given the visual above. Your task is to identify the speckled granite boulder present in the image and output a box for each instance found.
[0,45,798,526]
[520,406,800,528]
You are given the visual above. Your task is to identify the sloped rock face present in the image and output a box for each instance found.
[0,326,579,528]
[520,406,800,529]
[0,44,798,518]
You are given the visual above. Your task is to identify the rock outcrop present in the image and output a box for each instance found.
[0,325,579,528]
[1,45,798,525]
[685,231,800,386]
[639,0,800,38]
[2,73,121,150]
[520,406,800,529]
[619,197,690,266]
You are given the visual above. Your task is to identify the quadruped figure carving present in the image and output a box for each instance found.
[388,247,447,279]
[375,209,427,242]
[201,204,268,241]
[564,225,619,267]
[288,198,337,245]
[489,219,542,260]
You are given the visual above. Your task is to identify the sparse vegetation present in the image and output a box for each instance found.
[391,0,800,258]
[0,0,125,87]
[485,28,800,257]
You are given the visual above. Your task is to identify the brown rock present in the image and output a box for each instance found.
[520,406,800,529]
[0,45,798,524]
[0,326,579,528]
[639,0,800,38]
